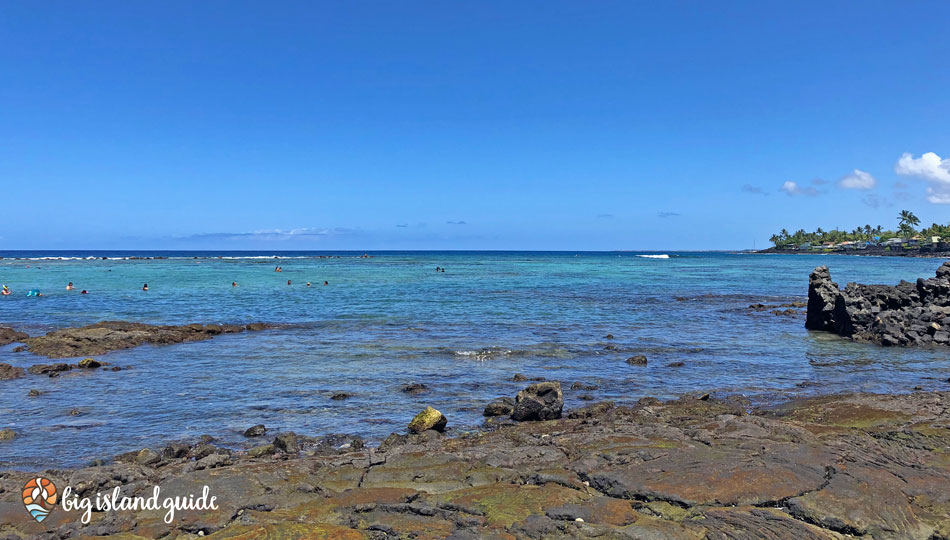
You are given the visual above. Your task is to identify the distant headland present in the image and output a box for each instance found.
[758,210,950,257]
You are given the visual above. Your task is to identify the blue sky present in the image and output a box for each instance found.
[1,1,948,250]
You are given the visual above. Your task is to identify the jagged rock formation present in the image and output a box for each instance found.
[807,262,950,346]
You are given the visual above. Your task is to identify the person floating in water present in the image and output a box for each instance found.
[142,283,149,291]
[66,282,75,290]
[27,289,42,297]
[232,282,237,287]
[306,282,311,287]
[80,290,89,294]
[323,281,328,286]
[287,280,292,285]
[1,285,10,296]
[436,266,441,272]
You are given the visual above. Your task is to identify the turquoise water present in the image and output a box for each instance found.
[1,251,949,468]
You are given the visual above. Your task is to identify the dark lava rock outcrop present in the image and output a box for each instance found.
[0,327,28,346]
[22,321,272,358]
[3,391,949,539]
[807,262,950,346]
[512,381,563,421]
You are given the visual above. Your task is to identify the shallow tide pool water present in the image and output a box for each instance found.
[1,250,948,468]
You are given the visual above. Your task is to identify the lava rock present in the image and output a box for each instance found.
[511,381,563,421]
[274,432,300,454]
[408,406,447,433]
[401,382,428,395]
[243,424,267,437]
[626,355,648,365]
[483,397,515,417]
[0,363,25,380]
[78,358,102,368]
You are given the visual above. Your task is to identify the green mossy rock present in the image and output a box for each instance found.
[408,406,447,433]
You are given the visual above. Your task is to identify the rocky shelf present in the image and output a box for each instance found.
[2,390,949,539]
[806,261,950,346]
[10,321,272,358]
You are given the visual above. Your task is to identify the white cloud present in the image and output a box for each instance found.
[779,181,818,196]
[838,169,876,190]
[895,152,950,183]
[927,187,950,204]
[895,152,950,204]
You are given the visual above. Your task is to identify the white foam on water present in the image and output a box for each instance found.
[637,254,670,259]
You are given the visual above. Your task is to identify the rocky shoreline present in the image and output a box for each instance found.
[806,262,950,347]
[2,390,949,539]
[757,245,950,257]
[2,321,272,359]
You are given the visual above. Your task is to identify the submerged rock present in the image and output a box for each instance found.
[401,382,428,395]
[626,355,647,365]
[0,428,15,441]
[511,381,563,421]
[243,424,267,437]
[408,406,447,433]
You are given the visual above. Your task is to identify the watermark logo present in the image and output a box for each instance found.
[22,477,57,523]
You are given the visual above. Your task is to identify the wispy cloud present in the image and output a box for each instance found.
[657,211,680,218]
[181,227,355,242]
[741,184,768,196]
[446,220,467,225]
[779,181,819,197]
[396,223,409,228]
[861,194,885,208]
[596,213,614,219]
[895,152,950,204]
[838,169,876,190]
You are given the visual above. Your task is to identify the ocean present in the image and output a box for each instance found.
[1,250,948,468]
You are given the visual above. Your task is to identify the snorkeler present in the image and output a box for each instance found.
[80,290,88,294]
[27,289,42,297]
[142,283,149,291]
[1,285,10,296]
[66,282,75,290]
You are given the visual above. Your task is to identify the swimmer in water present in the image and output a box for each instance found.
[232,282,237,287]
[142,283,149,291]
[80,290,88,294]
[1,285,10,296]
[66,282,74,290]
[287,280,292,285]
[306,282,311,287]
[324,281,329,286]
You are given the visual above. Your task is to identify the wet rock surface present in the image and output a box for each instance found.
[0,363,25,380]
[0,327,29,346]
[21,321,273,358]
[807,262,950,347]
[2,391,949,539]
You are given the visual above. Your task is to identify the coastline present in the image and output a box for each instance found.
[2,390,948,538]
[756,245,950,258]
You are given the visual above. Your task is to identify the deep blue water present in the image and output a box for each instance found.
[1,250,949,468]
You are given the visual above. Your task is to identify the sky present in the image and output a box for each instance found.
[1,1,948,251]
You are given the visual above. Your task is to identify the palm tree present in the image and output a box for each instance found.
[898,210,920,230]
